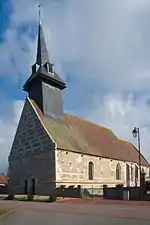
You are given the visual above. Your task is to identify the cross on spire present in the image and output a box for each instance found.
[38,4,42,25]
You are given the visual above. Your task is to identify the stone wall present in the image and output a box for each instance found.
[8,98,56,195]
[56,149,149,189]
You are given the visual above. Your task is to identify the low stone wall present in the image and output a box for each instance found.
[55,186,103,198]
[82,188,103,197]
[103,186,145,201]
[56,187,81,198]
[103,187,123,200]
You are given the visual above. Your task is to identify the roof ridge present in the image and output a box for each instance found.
[131,143,149,165]
[119,139,133,145]
[119,139,149,165]
[27,97,57,147]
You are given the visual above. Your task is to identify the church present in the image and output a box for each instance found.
[8,20,150,197]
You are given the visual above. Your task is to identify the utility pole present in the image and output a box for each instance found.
[132,127,142,200]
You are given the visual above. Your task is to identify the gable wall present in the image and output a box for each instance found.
[8,98,56,195]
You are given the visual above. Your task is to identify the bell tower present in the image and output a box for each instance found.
[23,13,66,119]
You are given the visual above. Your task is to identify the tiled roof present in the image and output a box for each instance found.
[0,174,8,185]
[29,98,149,167]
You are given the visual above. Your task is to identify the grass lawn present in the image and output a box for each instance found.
[0,210,9,216]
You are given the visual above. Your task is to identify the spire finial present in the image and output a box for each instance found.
[38,4,42,24]
[36,4,50,66]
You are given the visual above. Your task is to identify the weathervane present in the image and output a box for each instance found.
[38,3,42,24]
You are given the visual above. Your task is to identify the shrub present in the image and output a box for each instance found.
[5,193,15,200]
[116,184,124,188]
[47,195,56,202]
[27,194,34,201]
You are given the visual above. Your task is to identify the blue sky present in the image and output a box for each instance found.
[0,0,12,41]
[0,0,24,101]
[1,0,150,172]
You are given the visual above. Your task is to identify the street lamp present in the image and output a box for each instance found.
[132,127,142,200]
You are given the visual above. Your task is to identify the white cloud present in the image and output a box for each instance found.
[86,93,150,161]
[0,27,35,83]
[7,0,150,90]
[12,100,24,124]
[0,0,150,171]
[0,100,24,173]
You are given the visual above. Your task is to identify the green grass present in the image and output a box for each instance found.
[0,210,9,216]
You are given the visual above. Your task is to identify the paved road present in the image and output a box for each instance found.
[1,210,150,225]
[58,198,150,206]
[0,200,150,224]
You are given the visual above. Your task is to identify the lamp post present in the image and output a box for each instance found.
[132,127,142,200]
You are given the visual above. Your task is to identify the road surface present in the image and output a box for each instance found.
[0,199,150,224]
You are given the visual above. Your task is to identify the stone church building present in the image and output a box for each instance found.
[8,21,149,196]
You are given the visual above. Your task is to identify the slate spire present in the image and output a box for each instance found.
[23,5,66,119]
[36,23,50,66]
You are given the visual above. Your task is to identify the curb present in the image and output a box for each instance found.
[0,210,15,219]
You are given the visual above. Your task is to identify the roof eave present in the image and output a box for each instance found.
[23,72,67,92]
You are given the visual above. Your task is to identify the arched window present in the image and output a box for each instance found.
[88,161,94,180]
[116,163,121,180]
[126,164,130,181]
[135,165,138,179]
[131,166,134,181]
[135,165,138,186]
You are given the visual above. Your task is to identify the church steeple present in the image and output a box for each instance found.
[23,14,66,119]
[36,23,50,66]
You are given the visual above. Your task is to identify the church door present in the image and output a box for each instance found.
[24,179,28,194]
[31,178,36,195]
